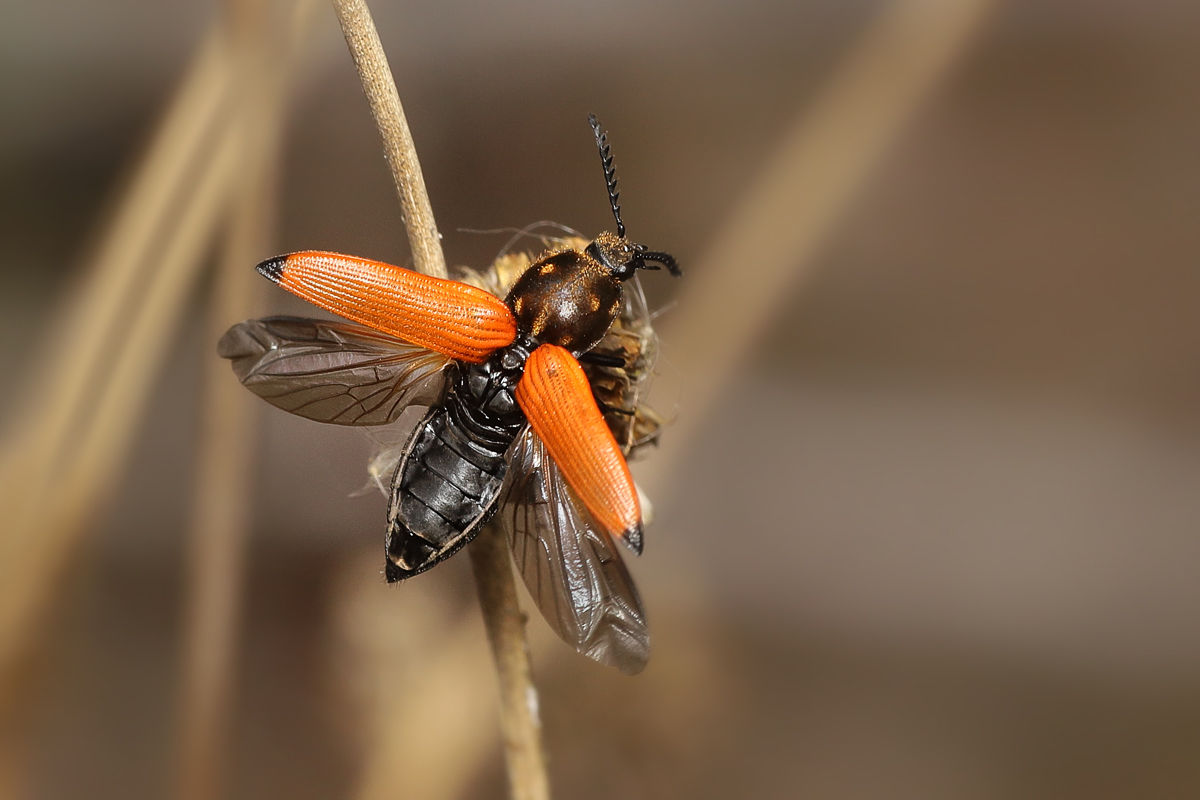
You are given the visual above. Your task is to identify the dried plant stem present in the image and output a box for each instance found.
[0,22,236,708]
[330,2,548,797]
[640,0,996,499]
[174,1,296,797]
[330,0,446,279]
[0,26,231,491]
[468,526,551,800]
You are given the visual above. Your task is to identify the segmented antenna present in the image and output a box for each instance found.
[588,114,625,238]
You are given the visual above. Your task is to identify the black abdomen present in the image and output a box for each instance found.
[385,346,530,581]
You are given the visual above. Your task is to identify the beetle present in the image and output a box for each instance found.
[218,115,679,673]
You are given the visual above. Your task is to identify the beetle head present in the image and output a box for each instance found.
[587,231,681,281]
[587,115,682,281]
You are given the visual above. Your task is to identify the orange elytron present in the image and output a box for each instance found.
[219,115,679,673]
[261,250,516,363]
[516,344,642,550]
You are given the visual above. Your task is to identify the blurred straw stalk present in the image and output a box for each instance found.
[642,0,997,499]
[176,1,314,798]
[0,0,310,793]
[0,22,237,704]
[0,22,238,795]
[329,553,498,800]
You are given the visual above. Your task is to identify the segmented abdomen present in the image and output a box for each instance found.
[385,402,513,580]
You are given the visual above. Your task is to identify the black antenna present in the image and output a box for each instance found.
[588,114,625,238]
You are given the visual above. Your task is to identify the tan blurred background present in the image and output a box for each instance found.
[3,0,1200,797]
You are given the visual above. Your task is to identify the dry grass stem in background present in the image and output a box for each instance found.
[0,17,237,725]
[641,0,997,499]
[0,118,239,797]
[332,560,498,800]
[175,1,313,797]
[330,1,549,797]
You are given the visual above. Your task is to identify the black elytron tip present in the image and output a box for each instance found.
[624,524,644,556]
[255,255,287,283]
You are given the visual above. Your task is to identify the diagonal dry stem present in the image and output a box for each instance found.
[0,21,238,709]
[639,0,997,500]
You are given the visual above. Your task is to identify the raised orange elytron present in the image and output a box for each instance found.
[218,115,680,673]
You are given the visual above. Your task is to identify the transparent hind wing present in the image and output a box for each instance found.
[218,316,451,425]
[499,427,649,674]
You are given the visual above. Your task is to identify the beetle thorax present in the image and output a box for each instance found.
[504,248,623,355]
